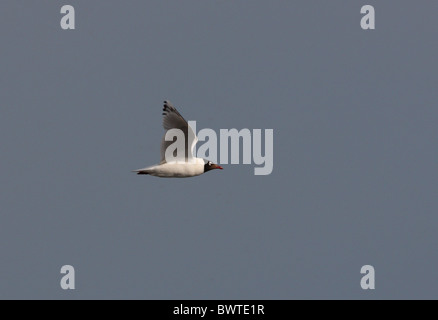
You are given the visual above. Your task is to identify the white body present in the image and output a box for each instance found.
[135,158,205,178]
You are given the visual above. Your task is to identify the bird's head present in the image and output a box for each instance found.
[204,160,223,173]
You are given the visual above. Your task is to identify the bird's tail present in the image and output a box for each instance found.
[132,169,150,175]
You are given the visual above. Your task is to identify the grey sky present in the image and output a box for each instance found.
[1,1,437,299]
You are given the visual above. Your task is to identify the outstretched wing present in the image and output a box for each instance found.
[160,101,198,163]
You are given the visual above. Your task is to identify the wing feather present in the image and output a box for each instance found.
[160,101,197,163]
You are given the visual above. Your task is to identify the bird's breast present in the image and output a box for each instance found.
[150,161,204,177]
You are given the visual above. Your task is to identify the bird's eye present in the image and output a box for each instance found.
[208,161,211,165]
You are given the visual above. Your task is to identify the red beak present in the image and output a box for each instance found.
[213,164,223,170]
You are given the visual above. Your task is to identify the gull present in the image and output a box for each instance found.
[133,101,223,177]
